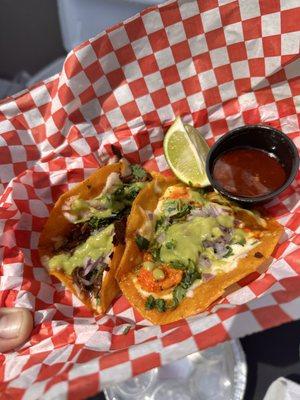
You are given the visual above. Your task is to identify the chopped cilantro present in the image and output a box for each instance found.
[145,295,155,310]
[172,203,191,220]
[172,269,202,306]
[162,200,191,221]
[88,215,116,230]
[113,186,125,199]
[237,238,246,246]
[155,217,167,231]
[166,240,176,250]
[173,285,186,303]
[164,200,179,214]
[125,184,141,200]
[135,234,150,250]
[145,296,166,312]
[224,246,233,258]
[156,299,166,312]
[187,259,196,273]
[149,240,161,262]
[150,245,161,262]
[132,164,147,180]
[170,260,186,270]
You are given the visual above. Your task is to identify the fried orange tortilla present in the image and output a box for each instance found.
[38,163,123,314]
[117,175,284,325]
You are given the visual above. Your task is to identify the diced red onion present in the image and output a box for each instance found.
[202,273,215,282]
[197,254,211,269]
[157,232,166,244]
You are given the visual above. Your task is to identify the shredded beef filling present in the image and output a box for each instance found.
[72,258,109,298]
[55,222,92,254]
[113,216,127,246]
[120,172,152,184]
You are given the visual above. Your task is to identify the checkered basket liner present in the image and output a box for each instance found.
[0,0,299,398]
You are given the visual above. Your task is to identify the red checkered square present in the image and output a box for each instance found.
[281,9,300,33]
[128,78,149,98]
[15,92,36,113]
[193,53,213,73]
[85,61,104,84]
[160,3,182,26]
[203,86,222,107]
[214,64,234,85]
[58,83,75,106]
[10,114,30,130]
[116,44,136,65]
[172,41,192,63]
[125,18,147,41]
[120,101,141,121]
[79,85,97,105]
[220,1,241,25]
[206,27,226,49]
[101,70,122,93]
[64,52,83,79]
[198,0,218,13]
[131,353,160,376]
[160,65,180,86]
[209,119,229,135]
[194,324,230,349]
[151,88,170,109]
[259,0,281,15]
[149,29,170,51]
[182,76,201,96]
[235,78,251,94]
[139,54,159,76]
[91,35,114,59]
[184,15,203,38]
[227,42,247,63]
[263,35,281,57]
[254,304,292,329]
[243,17,262,41]
[249,58,265,76]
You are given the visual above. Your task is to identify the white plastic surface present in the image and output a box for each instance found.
[57,0,162,52]
[263,378,300,400]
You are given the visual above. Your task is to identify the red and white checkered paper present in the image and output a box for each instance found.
[0,0,299,398]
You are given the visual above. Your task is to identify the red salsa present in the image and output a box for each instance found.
[213,148,286,197]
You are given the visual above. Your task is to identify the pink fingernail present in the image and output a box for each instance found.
[0,312,23,339]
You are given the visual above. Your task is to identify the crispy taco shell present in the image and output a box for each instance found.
[38,163,123,314]
[117,175,284,325]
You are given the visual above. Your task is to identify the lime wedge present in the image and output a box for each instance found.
[163,116,210,187]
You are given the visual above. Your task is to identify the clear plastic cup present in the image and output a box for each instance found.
[104,340,247,400]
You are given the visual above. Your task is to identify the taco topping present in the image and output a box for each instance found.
[132,184,263,312]
[47,161,152,303]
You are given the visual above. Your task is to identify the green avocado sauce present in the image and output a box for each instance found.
[49,224,114,275]
[160,217,217,265]
[70,181,145,222]
[159,214,235,266]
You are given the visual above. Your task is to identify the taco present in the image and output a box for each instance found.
[39,158,152,314]
[117,175,283,324]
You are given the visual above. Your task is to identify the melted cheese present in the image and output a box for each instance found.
[209,239,259,275]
